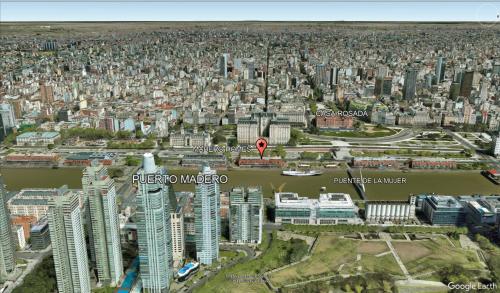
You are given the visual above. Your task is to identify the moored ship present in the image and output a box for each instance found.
[482,169,500,185]
[281,169,323,176]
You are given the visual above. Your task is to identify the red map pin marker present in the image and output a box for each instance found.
[255,138,268,159]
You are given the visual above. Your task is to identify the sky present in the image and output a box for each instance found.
[1,2,499,22]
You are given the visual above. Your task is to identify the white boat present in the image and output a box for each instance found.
[281,169,323,176]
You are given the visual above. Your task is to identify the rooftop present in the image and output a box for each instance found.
[31,218,49,232]
[276,192,356,209]
[16,131,60,139]
[428,195,464,209]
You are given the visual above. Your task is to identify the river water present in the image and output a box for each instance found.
[0,167,498,200]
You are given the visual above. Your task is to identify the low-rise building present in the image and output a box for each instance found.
[5,153,59,165]
[30,217,51,250]
[275,192,361,225]
[421,195,466,226]
[352,157,404,169]
[13,225,27,250]
[7,186,80,221]
[315,115,354,130]
[16,131,60,146]
[371,110,396,126]
[458,196,500,228]
[181,154,227,169]
[11,215,37,239]
[464,200,497,226]
[269,119,291,145]
[237,156,285,168]
[237,112,290,145]
[169,127,211,147]
[411,158,457,169]
[365,197,416,223]
[64,152,116,166]
[276,105,306,126]
[236,119,258,144]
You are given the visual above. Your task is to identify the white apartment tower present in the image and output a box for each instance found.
[194,164,220,265]
[136,153,173,293]
[48,191,91,293]
[83,162,123,286]
[170,210,185,264]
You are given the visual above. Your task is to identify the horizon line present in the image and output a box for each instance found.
[2,20,499,23]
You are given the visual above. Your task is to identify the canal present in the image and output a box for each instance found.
[0,167,498,200]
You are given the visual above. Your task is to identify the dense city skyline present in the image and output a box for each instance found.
[0,18,499,293]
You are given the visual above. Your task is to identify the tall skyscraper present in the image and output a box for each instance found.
[229,187,263,244]
[449,82,461,100]
[0,103,16,129]
[83,163,123,286]
[382,77,393,96]
[219,53,229,78]
[247,62,255,80]
[374,78,383,96]
[40,82,54,104]
[492,134,500,158]
[48,190,91,293]
[315,64,327,86]
[376,66,388,78]
[403,67,418,99]
[0,176,16,277]
[195,164,220,265]
[136,153,173,293]
[170,207,185,264]
[460,70,474,98]
[329,66,339,89]
[0,103,15,142]
[435,56,446,84]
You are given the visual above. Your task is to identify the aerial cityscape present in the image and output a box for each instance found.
[0,18,499,293]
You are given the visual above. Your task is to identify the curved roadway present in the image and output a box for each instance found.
[305,128,417,143]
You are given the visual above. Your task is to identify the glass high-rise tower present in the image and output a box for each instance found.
[136,153,173,293]
[194,164,220,265]
[83,163,123,286]
[403,67,418,100]
[48,189,91,293]
[435,56,446,84]
[229,186,263,244]
[0,176,15,277]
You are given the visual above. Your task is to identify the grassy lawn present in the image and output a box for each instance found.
[270,236,404,287]
[219,250,245,265]
[297,134,331,145]
[269,235,484,290]
[298,139,331,145]
[194,233,308,293]
[393,238,483,276]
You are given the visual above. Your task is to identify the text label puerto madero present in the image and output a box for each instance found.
[132,174,228,185]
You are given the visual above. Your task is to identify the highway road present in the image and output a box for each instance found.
[444,129,478,150]
[305,128,417,143]
[444,129,500,169]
